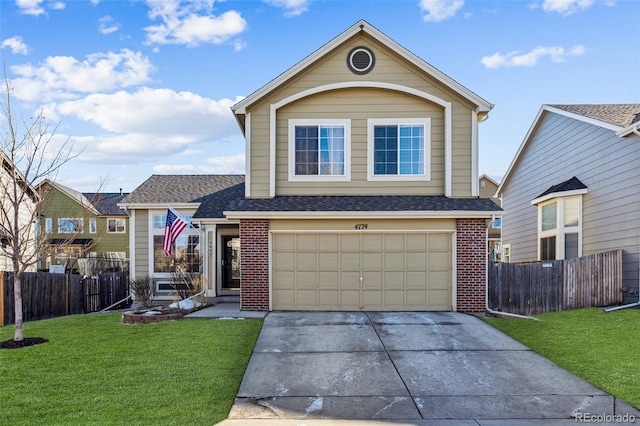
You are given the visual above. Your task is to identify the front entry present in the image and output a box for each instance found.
[222,236,241,292]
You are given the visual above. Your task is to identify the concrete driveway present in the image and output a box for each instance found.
[220,311,638,425]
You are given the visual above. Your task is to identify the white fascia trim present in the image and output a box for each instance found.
[245,112,252,197]
[617,123,640,137]
[545,105,622,133]
[471,111,479,197]
[224,210,497,220]
[117,202,200,210]
[128,209,136,284]
[530,188,588,206]
[270,104,277,198]
[232,20,493,115]
[190,218,239,227]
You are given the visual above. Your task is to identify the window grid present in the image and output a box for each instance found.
[373,124,425,176]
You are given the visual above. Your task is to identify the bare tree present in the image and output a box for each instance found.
[1,75,77,342]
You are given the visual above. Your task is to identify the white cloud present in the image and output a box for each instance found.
[533,0,596,15]
[99,15,121,35]
[481,45,586,69]
[1,36,29,55]
[9,49,154,102]
[418,0,464,22]
[262,0,310,17]
[51,89,243,164]
[144,0,247,47]
[153,155,245,174]
[16,0,44,15]
[50,1,65,10]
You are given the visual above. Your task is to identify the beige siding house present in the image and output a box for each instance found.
[121,21,501,312]
[497,104,640,303]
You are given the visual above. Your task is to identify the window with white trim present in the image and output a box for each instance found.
[368,118,430,181]
[288,119,351,181]
[58,218,83,233]
[107,218,126,233]
[89,218,97,234]
[537,196,582,261]
[150,212,199,276]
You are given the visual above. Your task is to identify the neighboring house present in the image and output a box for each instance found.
[496,104,640,302]
[121,20,501,313]
[0,152,38,272]
[479,174,502,260]
[37,180,130,272]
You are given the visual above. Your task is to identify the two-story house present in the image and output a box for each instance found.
[121,21,501,312]
[37,180,130,272]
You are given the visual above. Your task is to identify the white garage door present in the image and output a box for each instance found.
[272,232,452,311]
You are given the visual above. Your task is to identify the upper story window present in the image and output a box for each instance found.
[368,118,430,181]
[89,218,97,234]
[288,119,351,182]
[108,218,126,233]
[58,218,83,233]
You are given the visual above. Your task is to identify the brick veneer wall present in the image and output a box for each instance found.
[456,218,487,313]
[239,219,270,311]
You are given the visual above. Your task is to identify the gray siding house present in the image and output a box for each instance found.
[496,104,640,303]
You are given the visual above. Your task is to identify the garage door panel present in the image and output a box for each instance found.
[384,271,404,289]
[319,253,338,270]
[362,253,382,270]
[296,252,316,270]
[384,253,405,270]
[318,272,338,289]
[272,232,452,311]
[362,234,383,251]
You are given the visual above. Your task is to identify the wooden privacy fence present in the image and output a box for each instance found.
[1,271,130,326]
[488,250,623,315]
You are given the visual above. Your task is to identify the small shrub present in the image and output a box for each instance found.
[130,276,156,308]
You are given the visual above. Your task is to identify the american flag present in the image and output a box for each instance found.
[163,209,188,257]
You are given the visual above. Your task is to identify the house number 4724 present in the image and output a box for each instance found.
[354,224,368,230]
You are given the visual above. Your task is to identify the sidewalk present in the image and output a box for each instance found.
[184,303,267,319]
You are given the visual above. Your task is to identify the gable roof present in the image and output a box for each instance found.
[497,104,640,196]
[83,193,129,216]
[548,104,640,128]
[231,19,493,131]
[39,180,100,215]
[119,175,245,207]
[536,176,587,199]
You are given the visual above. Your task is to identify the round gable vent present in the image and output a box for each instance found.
[347,46,375,75]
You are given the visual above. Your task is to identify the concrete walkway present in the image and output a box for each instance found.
[213,311,639,425]
[184,303,267,319]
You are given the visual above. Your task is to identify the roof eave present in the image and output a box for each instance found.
[117,202,201,210]
[223,210,499,220]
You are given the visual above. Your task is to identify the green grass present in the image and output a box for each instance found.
[0,313,262,426]
[485,307,640,409]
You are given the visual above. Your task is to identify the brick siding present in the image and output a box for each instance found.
[456,218,487,313]
[239,219,270,311]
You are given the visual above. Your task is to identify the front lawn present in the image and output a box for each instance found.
[0,313,262,425]
[485,307,640,409]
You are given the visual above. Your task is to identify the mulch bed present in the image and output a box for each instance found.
[0,337,49,350]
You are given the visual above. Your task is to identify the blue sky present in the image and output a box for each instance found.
[1,0,639,193]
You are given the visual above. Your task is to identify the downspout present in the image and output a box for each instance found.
[484,225,539,320]
[605,237,640,312]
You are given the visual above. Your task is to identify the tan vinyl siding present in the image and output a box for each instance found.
[501,112,640,294]
[245,32,476,198]
[276,88,445,195]
[134,210,149,278]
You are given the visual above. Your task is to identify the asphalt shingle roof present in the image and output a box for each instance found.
[83,193,129,215]
[120,175,245,204]
[226,195,502,213]
[548,104,640,128]
[537,176,587,199]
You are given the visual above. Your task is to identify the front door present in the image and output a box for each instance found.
[222,236,240,291]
